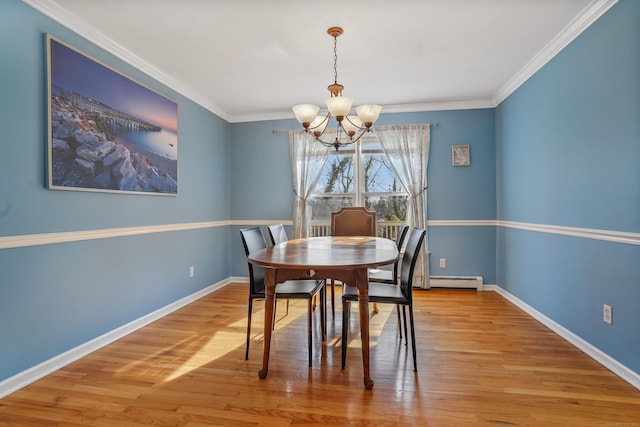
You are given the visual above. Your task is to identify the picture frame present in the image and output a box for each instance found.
[451,144,470,167]
[46,34,179,195]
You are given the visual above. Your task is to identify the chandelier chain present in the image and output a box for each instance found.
[292,26,381,150]
[333,35,339,87]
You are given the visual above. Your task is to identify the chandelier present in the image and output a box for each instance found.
[292,27,382,150]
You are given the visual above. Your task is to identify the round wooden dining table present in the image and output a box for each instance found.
[247,235,399,389]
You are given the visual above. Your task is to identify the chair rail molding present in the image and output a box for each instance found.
[1,219,638,250]
[0,221,228,249]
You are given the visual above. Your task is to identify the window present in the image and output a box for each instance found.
[308,135,409,237]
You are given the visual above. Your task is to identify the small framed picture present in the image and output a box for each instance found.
[452,144,470,167]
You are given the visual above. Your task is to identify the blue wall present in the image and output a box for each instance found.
[229,109,497,283]
[496,0,640,372]
[2,0,638,387]
[0,1,231,381]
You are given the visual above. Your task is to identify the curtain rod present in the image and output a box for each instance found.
[272,122,439,135]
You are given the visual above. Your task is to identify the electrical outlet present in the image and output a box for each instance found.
[439,258,446,268]
[189,266,195,278]
[603,304,612,324]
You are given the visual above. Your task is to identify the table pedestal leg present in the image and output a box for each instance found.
[259,268,276,379]
[355,268,374,390]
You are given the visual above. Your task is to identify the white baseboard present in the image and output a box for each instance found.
[0,278,234,399]
[3,279,637,398]
[484,284,640,391]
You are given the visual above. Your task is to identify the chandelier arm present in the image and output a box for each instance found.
[343,116,364,129]
[347,128,373,145]
[312,125,373,150]
[292,26,381,151]
[308,112,330,133]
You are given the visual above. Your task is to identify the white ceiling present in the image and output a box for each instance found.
[27,0,616,123]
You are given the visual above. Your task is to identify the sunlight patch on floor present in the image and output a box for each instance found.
[111,299,396,383]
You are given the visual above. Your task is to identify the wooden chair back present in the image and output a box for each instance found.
[330,207,377,237]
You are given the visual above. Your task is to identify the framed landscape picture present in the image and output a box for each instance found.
[46,34,178,195]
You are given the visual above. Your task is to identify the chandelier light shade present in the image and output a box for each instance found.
[292,27,381,150]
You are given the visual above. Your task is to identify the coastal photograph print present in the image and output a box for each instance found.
[46,34,178,195]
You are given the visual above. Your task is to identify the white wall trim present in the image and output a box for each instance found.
[429,220,640,246]
[497,220,640,246]
[3,277,637,397]
[2,219,639,250]
[0,277,235,399]
[484,284,640,391]
[22,0,231,122]
[0,221,229,249]
[428,220,497,227]
[492,0,619,106]
[22,0,618,121]
[227,220,293,226]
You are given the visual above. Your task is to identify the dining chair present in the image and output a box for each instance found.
[368,224,410,284]
[341,227,427,372]
[329,207,377,317]
[331,207,377,237]
[267,223,327,338]
[266,223,289,247]
[240,226,325,366]
[368,224,410,339]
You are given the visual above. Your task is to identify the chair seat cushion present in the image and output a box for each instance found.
[275,279,324,298]
[342,282,407,304]
[368,268,394,283]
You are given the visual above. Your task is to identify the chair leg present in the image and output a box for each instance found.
[396,305,403,340]
[402,305,408,346]
[320,286,326,341]
[331,279,336,318]
[341,300,349,370]
[307,299,313,367]
[245,298,253,360]
[408,304,418,372]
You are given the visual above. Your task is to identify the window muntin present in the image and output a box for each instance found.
[309,136,409,231]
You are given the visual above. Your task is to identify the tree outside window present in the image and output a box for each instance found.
[308,136,409,237]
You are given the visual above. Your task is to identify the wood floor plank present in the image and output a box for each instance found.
[1,284,639,426]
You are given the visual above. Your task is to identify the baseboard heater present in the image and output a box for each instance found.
[429,275,483,290]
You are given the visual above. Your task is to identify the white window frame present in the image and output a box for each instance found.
[309,135,410,235]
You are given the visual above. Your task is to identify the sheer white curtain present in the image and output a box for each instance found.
[289,130,330,238]
[375,124,431,289]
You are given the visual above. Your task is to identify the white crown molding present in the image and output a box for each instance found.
[22,0,231,122]
[373,99,496,115]
[493,0,619,106]
[486,284,640,391]
[22,0,617,121]
[0,277,234,399]
[230,99,496,123]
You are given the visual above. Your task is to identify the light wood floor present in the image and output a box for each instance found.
[1,284,639,426]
